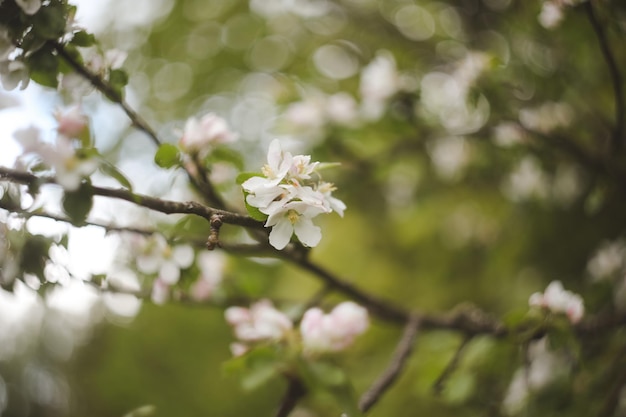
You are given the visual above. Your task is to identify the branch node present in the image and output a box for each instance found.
[207,214,223,250]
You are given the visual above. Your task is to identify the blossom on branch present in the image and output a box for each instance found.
[13,124,98,191]
[300,301,369,353]
[528,280,584,324]
[179,113,238,157]
[225,299,293,343]
[242,139,345,250]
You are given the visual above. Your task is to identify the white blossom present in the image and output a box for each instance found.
[13,126,98,191]
[300,301,369,353]
[189,251,225,301]
[135,235,194,285]
[55,106,89,139]
[242,139,345,250]
[529,281,584,324]
[0,59,30,91]
[265,201,325,250]
[179,113,238,157]
[359,51,399,120]
[225,299,293,343]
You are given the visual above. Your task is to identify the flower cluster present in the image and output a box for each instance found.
[224,300,369,356]
[529,281,584,324]
[300,301,369,353]
[242,139,346,250]
[133,235,194,304]
[14,107,98,191]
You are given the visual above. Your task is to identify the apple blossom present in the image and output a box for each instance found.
[135,235,194,285]
[300,301,369,353]
[13,126,98,191]
[529,281,584,324]
[179,113,238,157]
[189,251,225,302]
[242,139,345,250]
[55,106,89,139]
[225,299,293,343]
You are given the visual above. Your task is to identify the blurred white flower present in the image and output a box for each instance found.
[519,102,573,133]
[179,113,238,157]
[225,299,293,343]
[55,106,89,139]
[300,301,369,353]
[0,59,30,90]
[529,280,584,323]
[360,51,400,120]
[135,235,194,285]
[13,125,98,191]
[539,1,564,29]
[587,239,626,281]
[15,0,42,14]
[189,251,225,301]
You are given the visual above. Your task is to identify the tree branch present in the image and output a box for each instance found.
[359,314,421,413]
[50,41,161,148]
[274,376,307,417]
[584,1,625,151]
[0,166,264,230]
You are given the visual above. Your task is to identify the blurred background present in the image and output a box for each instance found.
[1,0,626,416]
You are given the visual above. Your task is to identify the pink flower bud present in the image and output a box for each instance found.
[300,301,369,353]
[224,300,292,343]
[55,106,89,139]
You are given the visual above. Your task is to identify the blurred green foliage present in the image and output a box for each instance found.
[2,0,626,416]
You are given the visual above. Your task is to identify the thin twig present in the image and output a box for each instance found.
[50,41,161,147]
[584,1,625,151]
[274,376,307,417]
[432,335,473,395]
[358,314,421,413]
[0,166,263,230]
[0,203,157,236]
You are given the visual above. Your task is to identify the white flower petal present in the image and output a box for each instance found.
[159,261,181,285]
[293,218,322,247]
[172,245,194,268]
[268,219,294,250]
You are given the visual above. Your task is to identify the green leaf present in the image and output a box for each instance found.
[62,183,94,224]
[154,144,181,169]
[20,235,52,280]
[31,3,67,40]
[109,68,129,98]
[299,360,362,417]
[244,200,268,222]
[26,45,59,88]
[207,147,244,170]
[99,160,133,191]
[70,30,96,47]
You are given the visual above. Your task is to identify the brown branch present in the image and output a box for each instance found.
[0,202,157,236]
[274,376,307,417]
[584,1,625,151]
[0,166,263,230]
[432,336,473,395]
[359,314,421,413]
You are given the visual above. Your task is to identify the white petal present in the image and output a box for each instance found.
[159,261,180,285]
[294,218,322,247]
[136,254,161,275]
[269,219,293,250]
[172,245,194,268]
